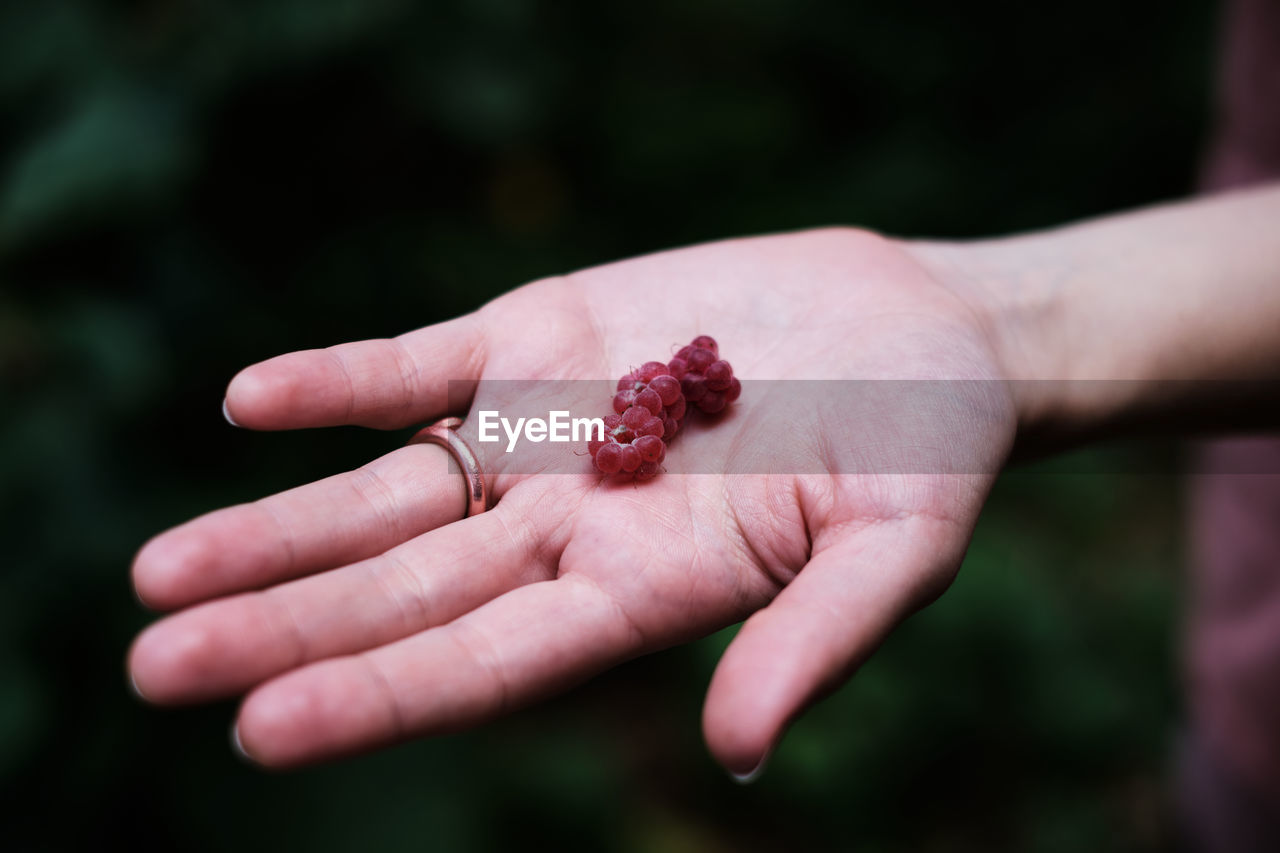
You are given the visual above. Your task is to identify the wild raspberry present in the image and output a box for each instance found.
[592,335,738,478]
[676,336,739,415]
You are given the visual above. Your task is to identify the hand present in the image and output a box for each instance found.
[128,227,1016,773]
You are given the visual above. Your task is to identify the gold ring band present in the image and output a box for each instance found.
[407,417,488,518]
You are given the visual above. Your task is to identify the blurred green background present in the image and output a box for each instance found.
[0,0,1212,850]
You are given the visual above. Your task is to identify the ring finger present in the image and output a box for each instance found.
[132,442,478,611]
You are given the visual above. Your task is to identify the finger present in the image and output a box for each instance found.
[702,518,962,779]
[234,573,644,766]
[129,500,556,704]
[224,314,486,430]
[132,443,469,611]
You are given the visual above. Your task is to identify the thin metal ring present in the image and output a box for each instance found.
[407,417,488,518]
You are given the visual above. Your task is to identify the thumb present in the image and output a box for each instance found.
[702,517,963,780]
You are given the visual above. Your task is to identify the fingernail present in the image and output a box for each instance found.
[130,582,152,610]
[127,669,148,702]
[222,398,242,428]
[230,723,255,765]
[729,749,773,785]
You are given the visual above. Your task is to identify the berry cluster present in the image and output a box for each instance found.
[588,335,740,480]
[667,334,742,415]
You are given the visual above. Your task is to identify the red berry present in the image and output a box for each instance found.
[637,361,668,383]
[619,443,641,473]
[595,442,622,474]
[688,348,715,373]
[636,387,663,415]
[600,336,737,482]
[691,335,718,355]
[681,373,707,402]
[705,360,732,391]
[635,434,664,462]
[634,461,660,481]
[699,390,726,413]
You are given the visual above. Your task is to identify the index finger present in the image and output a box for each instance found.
[234,573,645,766]
[224,314,486,430]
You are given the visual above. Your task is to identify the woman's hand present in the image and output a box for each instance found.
[128,227,1017,773]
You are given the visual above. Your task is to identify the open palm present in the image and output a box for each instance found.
[129,228,1015,773]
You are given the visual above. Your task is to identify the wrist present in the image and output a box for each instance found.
[909,235,1073,443]
[913,184,1280,453]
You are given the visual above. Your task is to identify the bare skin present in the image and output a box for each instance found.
[128,183,1280,775]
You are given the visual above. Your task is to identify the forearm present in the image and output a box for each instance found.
[918,183,1280,452]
